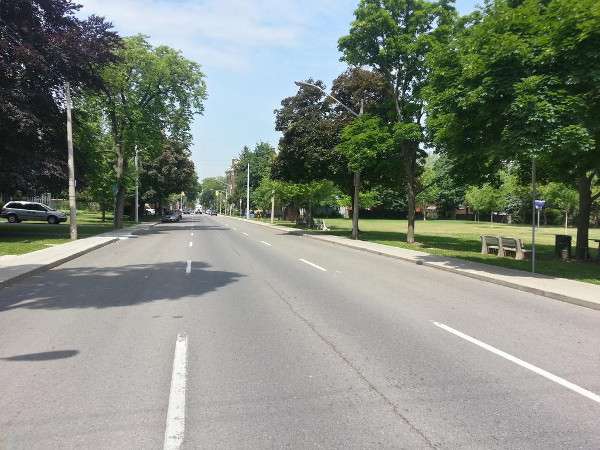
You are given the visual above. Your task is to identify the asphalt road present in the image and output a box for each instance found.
[0,213,598,449]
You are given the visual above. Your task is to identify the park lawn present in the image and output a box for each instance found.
[0,212,158,256]
[0,236,71,255]
[275,218,600,285]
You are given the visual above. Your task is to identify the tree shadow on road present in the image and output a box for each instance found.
[0,261,244,312]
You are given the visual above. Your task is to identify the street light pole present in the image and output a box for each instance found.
[294,81,362,239]
[246,163,250,219]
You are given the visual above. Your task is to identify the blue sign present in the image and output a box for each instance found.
[534,200,546,210]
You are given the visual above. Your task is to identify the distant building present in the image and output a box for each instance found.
[225,158,238,196]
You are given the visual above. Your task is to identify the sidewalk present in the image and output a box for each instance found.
[1,219,599,311]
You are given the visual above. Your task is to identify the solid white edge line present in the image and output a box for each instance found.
[164,332,188,450]
[299,258,327,272]
[433,321,600,404]
[186,260,191,274]
[260,241,272,246]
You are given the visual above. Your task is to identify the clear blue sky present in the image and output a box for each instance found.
[78,0,482,181]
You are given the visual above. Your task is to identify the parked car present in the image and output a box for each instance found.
[161,210,180,222]
[1,201,68,224]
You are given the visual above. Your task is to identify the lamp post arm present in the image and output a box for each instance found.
[294,81,360,117]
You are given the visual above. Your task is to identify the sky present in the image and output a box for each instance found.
[77,0,482,182]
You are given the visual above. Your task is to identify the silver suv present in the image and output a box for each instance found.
[1,201,68,224]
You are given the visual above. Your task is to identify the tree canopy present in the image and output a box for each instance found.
[0,0,119,194]
[85,34,207,228]
[426,0,600,258]
[338,0,457,243]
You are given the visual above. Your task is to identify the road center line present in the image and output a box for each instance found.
[433,321,600,404]
[300,258,327,272]
[164,332,188,450]
[232,227,237,231]
[190,232,193,236]
[260,241,272,246]
[186,260,191,274]
[243,232,249,236]
[189,241,193,247]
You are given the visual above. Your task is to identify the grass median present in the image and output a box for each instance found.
[270,218,600,285]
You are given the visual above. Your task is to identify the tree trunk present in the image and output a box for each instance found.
[113,185,126,229]
[575,175,592,260]
[112,149,129,229]
[405,153,416,244]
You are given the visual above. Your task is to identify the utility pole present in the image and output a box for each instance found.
[134,145,139,224]
[531,156,536,273]
[66,82,77,240]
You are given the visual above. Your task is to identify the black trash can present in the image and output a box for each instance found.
[555,235,572,260]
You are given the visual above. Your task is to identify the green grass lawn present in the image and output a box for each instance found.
[0,212,158,255]
[272,218,600,285]
[0,236,72,255]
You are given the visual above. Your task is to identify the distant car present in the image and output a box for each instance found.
[183,209,190,214]
[161,211,180,222]
[1,201,68,224]
[195,209,202,214]
[210,210,217,216]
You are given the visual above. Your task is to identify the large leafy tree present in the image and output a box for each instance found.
[88,34,207,228]
[140,140,196,215]
[231,142,276,209]
[338,0,456,244]
[0,0,119,194]
[272,78,347,185]
[199,176,227,210]
[273,68,392,228]
[426,0,600,259]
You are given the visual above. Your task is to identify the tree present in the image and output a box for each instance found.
[230,142,276,210]
[338,0,456,244]
[0,0,119,194]
[426,0,600,259]
[335,114,393,235]
[199,177,227,210]
[465,184,505,225]
[141,140,196,215]
[273,68,393,238]
[273,79,349,185]
[539,182,579,232]
[88,34,207,228]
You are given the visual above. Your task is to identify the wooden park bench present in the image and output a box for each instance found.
[481,235,500,255]
[499,237,532,260]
